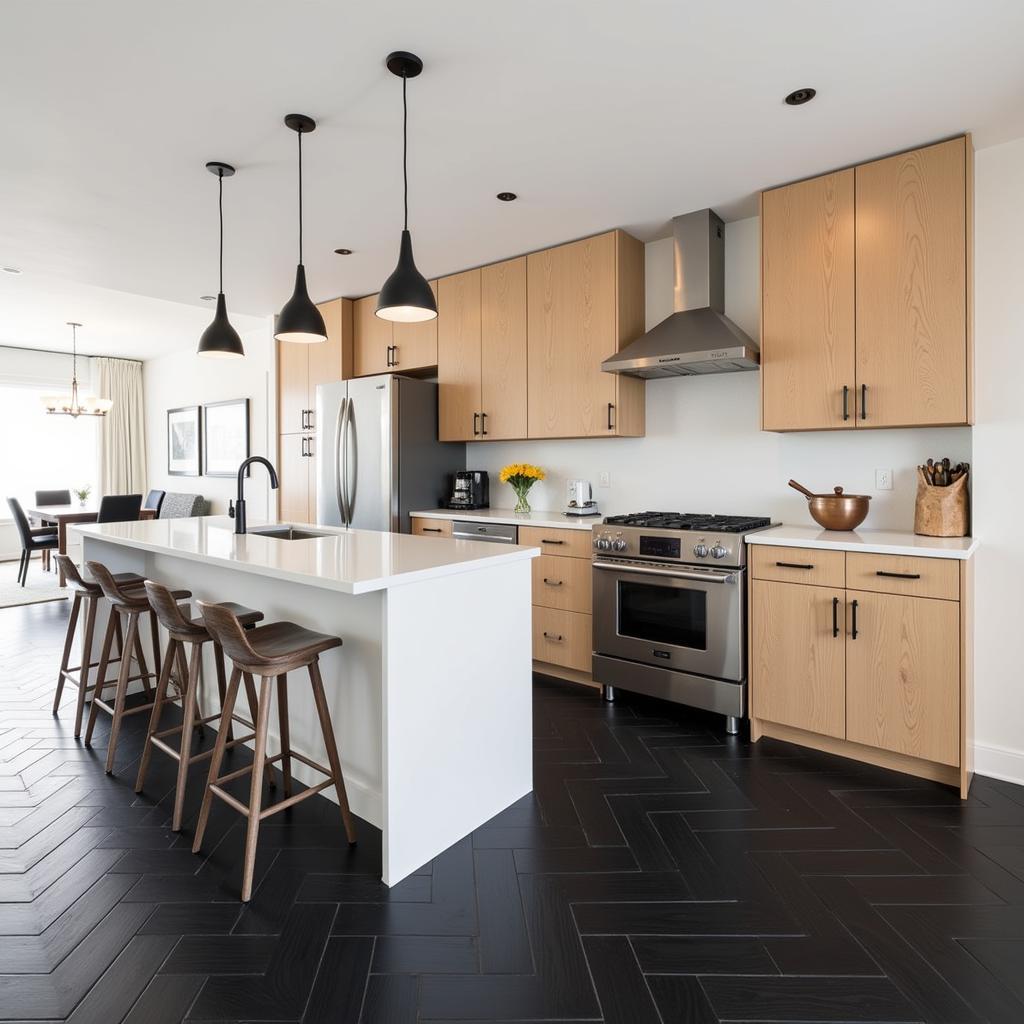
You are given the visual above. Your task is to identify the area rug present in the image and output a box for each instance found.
[0,558,68,609]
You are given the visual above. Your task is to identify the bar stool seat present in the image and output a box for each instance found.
[84,560,191,774]
[52,555,150,739]
[135,582,268,832]
[193,602,357,902]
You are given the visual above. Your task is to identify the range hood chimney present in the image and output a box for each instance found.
[602,209,759,378]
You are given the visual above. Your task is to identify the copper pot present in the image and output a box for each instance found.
[789,479,871,531]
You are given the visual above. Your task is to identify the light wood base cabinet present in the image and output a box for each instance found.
[410,516,453,538]
[750,545,973,796]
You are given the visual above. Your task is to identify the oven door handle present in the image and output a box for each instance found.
[593,561,738,584]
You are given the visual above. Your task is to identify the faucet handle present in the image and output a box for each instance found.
[228,499,235,518]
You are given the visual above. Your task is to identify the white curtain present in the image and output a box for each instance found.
[93,357,147,495]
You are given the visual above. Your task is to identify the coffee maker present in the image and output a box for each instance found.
[446,471,489,510]
[563,479,600,517]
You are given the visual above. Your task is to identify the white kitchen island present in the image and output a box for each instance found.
[75,516,538,886]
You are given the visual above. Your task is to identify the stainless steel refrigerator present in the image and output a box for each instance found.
[315,375,465,531]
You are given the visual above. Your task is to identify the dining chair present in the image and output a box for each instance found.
[143,489,166,517]
[6,497,58,586]
[34,489,72,506]
[96,494,143,523]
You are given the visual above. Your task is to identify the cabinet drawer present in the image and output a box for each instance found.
[750,545,845,588]
[846,552,959,601]
[519,525,592,559]
[531,555,592,614]
[532,607,592,671]
[410,517,453,538]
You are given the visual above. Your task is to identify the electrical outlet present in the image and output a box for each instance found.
[599,471,611,488]
[875,468,893,490]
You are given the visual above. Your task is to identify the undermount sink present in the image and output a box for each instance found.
[247,526,332,541]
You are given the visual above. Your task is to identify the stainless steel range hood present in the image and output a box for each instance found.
[603,209,759,379]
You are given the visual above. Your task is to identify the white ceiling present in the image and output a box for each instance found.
[2,0,1023,357]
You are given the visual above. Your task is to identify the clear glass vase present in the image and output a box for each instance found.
[512,486,532,514]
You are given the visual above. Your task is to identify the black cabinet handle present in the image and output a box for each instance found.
[390,345,399,367]
[860,383,867,420]
[607,402,615,430]
[306,437,313,458]
[473,412,480,436]
[422,527,443,533]
[832,596,840,638]
[542,631,564,642]
[850,599,859,640]
[543,578,563,586]
[541,539,565,546]
[842,385,850,422]
[876,570,921,580]
[300,409,308,430]
[776,561,815,570]
[306,409,313,429]
[480,412,488,436]
[301,437,308,457]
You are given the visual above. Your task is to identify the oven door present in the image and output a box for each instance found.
[593,559,744,681]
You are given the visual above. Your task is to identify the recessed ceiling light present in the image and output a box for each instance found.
[1,266,23,275]
[784,88,816,106]
[334,248,353,255]
[496,192,517,202]
[200,294,216,301]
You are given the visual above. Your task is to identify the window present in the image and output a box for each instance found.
[0,383,99,513]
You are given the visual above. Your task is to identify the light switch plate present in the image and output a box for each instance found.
[599,471,611,488]
[875,468,893,490]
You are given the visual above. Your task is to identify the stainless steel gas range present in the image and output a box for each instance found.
[591,512,776,734]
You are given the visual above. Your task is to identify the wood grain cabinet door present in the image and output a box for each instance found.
[855,137,968,427]
[438,269,482,441]
[527,232,617,438]
[481,257,528,440]
[277,341,309,435]
[391,281,439,372]
[307,299,345,395]
[751,580,846,739]
[352,294,393,378]
[761,170,856,431]
[845,590,960,766]
[278,433,311,524]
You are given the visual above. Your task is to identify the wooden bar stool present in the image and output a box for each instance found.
[192,602,357,902]
[135,580,270,831]
[84,560,190,774]
[51,554,147,738]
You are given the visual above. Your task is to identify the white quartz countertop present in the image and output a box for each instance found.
[74,516,540,594]
[747,524,978,560]
[411,508,599,531]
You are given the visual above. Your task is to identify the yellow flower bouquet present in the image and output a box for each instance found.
[499,463,546,513]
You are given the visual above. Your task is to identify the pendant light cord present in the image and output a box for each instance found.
[217,169,225,294]
[70,324,78,385]
[298,129,304,264]
[402,72,409,231]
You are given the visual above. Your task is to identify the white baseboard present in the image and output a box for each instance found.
[975,742,1024,787]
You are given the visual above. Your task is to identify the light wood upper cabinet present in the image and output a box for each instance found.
[278,338,311,435]
[278,432,312,524]
[480,257,528,440]
[761,170,855,431]
[751,580,846,739]
[845,590,960,766]
[278,299,346,434]
[438,269,482,441]
[308,298,349,397]
[391,281,439,372]
[855,138,968,427]
[761,136,972,432]
[527,230,645,438]
[352,295,393,378]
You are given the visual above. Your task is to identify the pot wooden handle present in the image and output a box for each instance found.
[788,479,816,500]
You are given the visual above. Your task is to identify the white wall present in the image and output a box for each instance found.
[142,321,276,517]
[972,137,1024,784]
[468,218,972,528]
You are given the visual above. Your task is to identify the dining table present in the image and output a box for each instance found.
[26,502,158,587]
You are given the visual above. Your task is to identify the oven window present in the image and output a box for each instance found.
[618,580,707,650]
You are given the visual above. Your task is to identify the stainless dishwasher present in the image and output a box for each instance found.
[452,521,519,544]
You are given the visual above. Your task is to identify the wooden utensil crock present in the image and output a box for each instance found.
[914,468,970,537]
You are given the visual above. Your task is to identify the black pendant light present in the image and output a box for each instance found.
[198,162,245,358]
[275,114,327,344]
[376,51,437,323]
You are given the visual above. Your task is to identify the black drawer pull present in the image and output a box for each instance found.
[842,385,850,422]
[876,570,921,580]
[541,539,565,546]
[776,561,815,570]
[473,412,480,436]
[543,578,563,586]
[422,527,443,533]
[860,383,867,420]
[607,402,615,430]
[542,631,564,642]
[832,596,840,638]
[850,599,859,640]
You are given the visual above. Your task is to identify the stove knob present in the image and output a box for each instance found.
[710,543,728,560]
[596,536,612,551]
[612,538,628,552]
[693,543,709,558]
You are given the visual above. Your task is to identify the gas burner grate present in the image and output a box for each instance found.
[602,512,773,533]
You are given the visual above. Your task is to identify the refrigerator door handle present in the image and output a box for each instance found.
[345,395,357,524]
[335,397,349,525]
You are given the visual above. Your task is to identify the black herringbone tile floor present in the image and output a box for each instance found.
[3,598,1024,1022]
